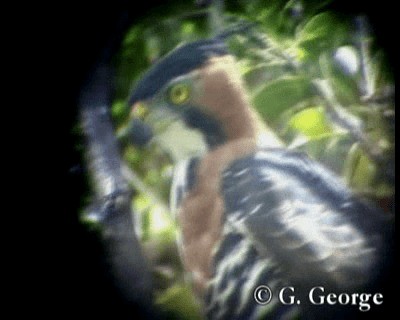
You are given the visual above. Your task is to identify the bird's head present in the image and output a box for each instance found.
[128,38,259,160]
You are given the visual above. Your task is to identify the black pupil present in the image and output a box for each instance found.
[176,87,184,98]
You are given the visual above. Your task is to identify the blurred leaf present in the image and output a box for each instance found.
[134,193,152,212]
[123,25,142,47]
[111,99,128,124]
[156,284,203,320]
[288,106,332,137]
[252,76,313,122]
[148,206,174,237]
[373,183,394,198]
[123,145,141,166]
[297,12,348,60]
[298,12,335,42]
[302,0,333,15]
[243,62,291,89]
[181,21,197,40]
[145,34,162,62]
[343,144,377,190]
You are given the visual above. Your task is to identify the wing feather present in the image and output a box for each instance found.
[221,148,392,291]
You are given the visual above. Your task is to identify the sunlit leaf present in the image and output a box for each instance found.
[134,193,152,212]
[288,106,332,137]
[181,21,196,37]
[148,206,174,236]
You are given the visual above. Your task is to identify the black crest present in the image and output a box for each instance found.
[129,39,228,105]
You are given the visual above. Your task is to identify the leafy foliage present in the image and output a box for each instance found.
[109,0,394,317]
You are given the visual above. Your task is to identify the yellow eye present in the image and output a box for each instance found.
[169,83,191,105]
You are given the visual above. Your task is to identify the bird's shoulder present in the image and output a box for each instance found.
[218,148,391,290]
[220,147,388,226]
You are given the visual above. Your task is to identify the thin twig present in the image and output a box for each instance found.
[312,78,384,163]
[355,16,375,99]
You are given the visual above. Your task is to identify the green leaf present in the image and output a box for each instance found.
[111,99,129,124]
[252,76,313,122]
[344,144,377,190]
[297,12,348,59]
[352,153,377,189]
[123,25,142,47]
[288,106,332,137]
[302,0,333,15]
[134,193,151,212]
[244,62,291,89]
[156,284,203,320]
[298,12,335,42]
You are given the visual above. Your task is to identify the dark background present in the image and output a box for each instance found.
[41,0,395,318]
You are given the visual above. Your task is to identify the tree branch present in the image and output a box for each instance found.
[78,7,156,316]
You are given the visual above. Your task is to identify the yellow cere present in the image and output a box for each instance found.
[169,83,191,105]
[132,102,149,119]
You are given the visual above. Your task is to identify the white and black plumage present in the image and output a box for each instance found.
[128,37,393,319]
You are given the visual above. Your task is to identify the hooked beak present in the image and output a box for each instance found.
[116,102,153,147]
[125,118,154,147]
[121,101,179,147]
[121,100,207,161]
[132,100,181,133]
